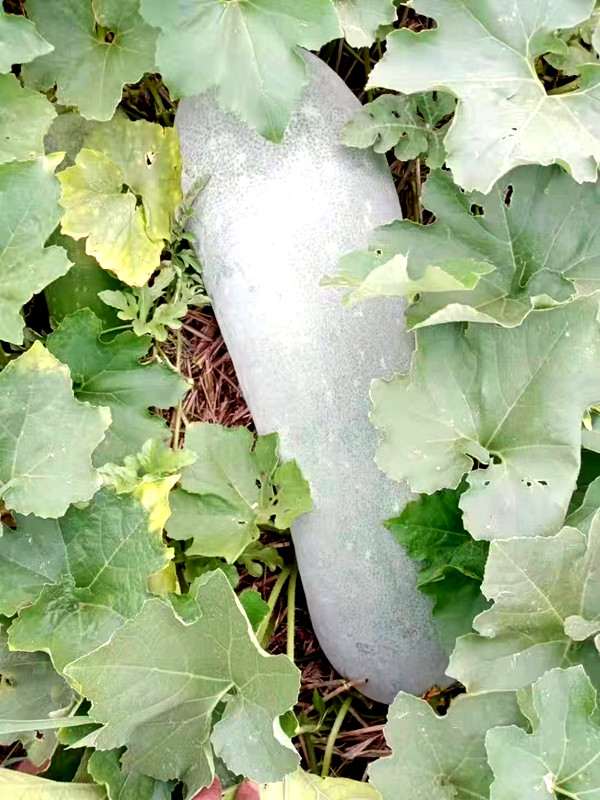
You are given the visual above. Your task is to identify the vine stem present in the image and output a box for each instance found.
[286,564,298,661]
[321,696,352,778]
[257,565,292,648]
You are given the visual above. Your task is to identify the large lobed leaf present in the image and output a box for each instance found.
[332,0,396,47]
[330,166,600,328]
[7,481,175,671]
[487,666,600,799]
[448,512,600,693]
[368,689,523,799]
[167,423,312,563]
[65,570,300,796]
[368,0,600,193]
[372,299,600,540]
[23,0,157,121]
[0,156,72,345]
[47,310,188,466]
[139,0,341,141]
[0,343,110,518]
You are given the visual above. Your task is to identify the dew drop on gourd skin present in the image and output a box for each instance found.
[176,51,448,703]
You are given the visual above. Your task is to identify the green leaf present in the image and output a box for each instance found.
[44,233,123,328]
[368,690,523,800]
[0,769,106,799]
[0,9,52,73]
[58,149,164,287]
[342,91,455,167]
[334,165,600,328]
[261,769,382,799]
[237,542,284,577]
[239,589,270,632]
[8,481,175,672]
[99,439,197,494]
[139,0,341,141]
[448,513,600,693]
[332,0,396,47]
[372,300,600,540]
[0,342,110,518]
[0,73,55,165]
[487,666,600,799]
[0,157,72,345]
[46,310,188,466]
[84,115,182,242]
[368,0,600,192]
[0,627,74,753]
[386,488,489,652]
[166,424,312,563]
[65,570,300,794]
[23,0,157,121]
[88,749,171,800]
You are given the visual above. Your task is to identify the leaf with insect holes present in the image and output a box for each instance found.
[0,74,55,165]
[8,481,175,672]
[139,0,341,141]
[448,513,600,693]
[0,343,110,518]
[22,0,157,122]
[85,116,182,242]
[0,770,106,799]
[261,769,382,799]
[65,570,300,795]
[88,749,173,800]
[0,9,52,73]
[368,0,600,192]
[166,424,312,563]
[342,91,455,167]
[58,149,164,287]
[372,299,600,541]
[0,627,74,756]
[329,165,600,328]
[46,310,188,466]
[386,487,489,652]
[487,667,600,800]
[368,689,523,800]
[332,0,397,47]
[0,156,72,345]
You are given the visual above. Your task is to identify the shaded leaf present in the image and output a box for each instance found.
[8,482,175,671]
[88,749,172,800]
[448,513,600,693]
[23,0,156,121]
[372,300,600,540]
[139,0,340,141]
[334,166,600,328]
[47,310,188,466]
[0,157,71,344]
[386,488,488,651]
[0,343,110,518]
[65,570,300,795]
[0,73,55,165]
[368,690,523,799]
[368,0,600,192]
[487,666,600,799]
[342,91,455,167]
[239,589,270,633]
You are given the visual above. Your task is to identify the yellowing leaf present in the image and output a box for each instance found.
[0,769,106,799]
[59,149,163,286]
[261,769,382,799]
